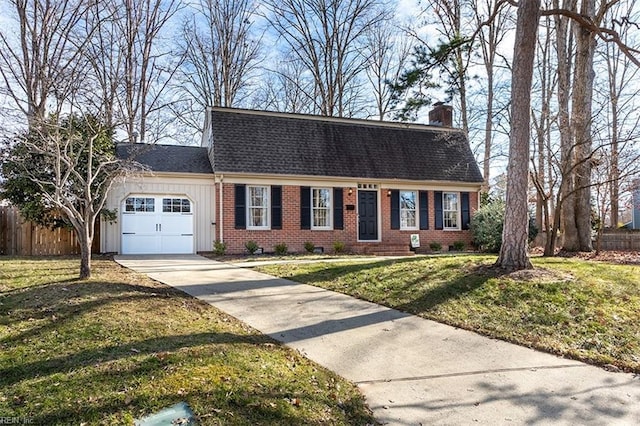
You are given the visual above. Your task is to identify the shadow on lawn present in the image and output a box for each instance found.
[278,257,495,315]
[0,279,272,388]
[0,280,185,345]
[0,330,273,388]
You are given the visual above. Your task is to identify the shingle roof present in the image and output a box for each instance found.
[209,108,483,183]
[116,143,213,174]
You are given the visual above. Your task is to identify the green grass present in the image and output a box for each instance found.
[0,257,375,425]
[256,255,640,373]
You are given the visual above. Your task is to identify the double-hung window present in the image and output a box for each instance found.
[312,188,331,229]
[400,190,417,229]
[443,192,459,230]
[247,186,269,229]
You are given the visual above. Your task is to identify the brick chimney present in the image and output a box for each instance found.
[428,102,453,127]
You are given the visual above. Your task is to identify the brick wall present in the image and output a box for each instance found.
[379,190,477,252]
[218,183,477,254]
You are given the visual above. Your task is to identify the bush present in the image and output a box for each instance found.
[274,242,288,255]
[213,240,227,256]
[303,241,315,253]
[245,240,260,255]
[332,240,345,254]
[471,200,538,253]
[429,241,442,252]
[453,241,465,251]
[470,200,504,253]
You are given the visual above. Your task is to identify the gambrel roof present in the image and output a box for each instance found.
[204,108,483,183]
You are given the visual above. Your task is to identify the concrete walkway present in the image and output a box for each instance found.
[115,255,640,426]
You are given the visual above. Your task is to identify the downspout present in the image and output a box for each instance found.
[219,174,224,243]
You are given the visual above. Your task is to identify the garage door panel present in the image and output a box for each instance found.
[160,235,193,254]
[160,215,193,235]
[122,213,157,234]
[122,234,160,255]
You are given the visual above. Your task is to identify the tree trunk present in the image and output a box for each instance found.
[482,67,493,193]
[572,0,596,252]
[78,224,93,280]
[79,240,92,279]
[555,2,580,251]
[496,0,539,271]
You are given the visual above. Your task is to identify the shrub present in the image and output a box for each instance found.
[470,200,505,253]
[332,240,345,254]
[471,200,538,252]
[274,242,288,255]
[453,241,465,251]
[213,240,227,256]
[245,240,260,255]
[303,241,315,253]
[429,241,442,252]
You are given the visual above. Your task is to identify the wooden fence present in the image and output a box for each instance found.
[0,206,100,255]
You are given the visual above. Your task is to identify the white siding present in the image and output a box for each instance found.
[102,173,216,253]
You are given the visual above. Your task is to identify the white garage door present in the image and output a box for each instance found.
[121,196,194,254]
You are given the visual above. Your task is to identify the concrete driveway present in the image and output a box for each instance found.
[115,254,640,425]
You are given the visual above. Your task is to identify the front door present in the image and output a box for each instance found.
[358,190,378,240]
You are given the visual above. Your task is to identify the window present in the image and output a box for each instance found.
[247,186,269,229]
[443,192,459,229]
[400,191,417,229]
[312,188,331,229]
[163,198,191,213]
[125,197,154,212]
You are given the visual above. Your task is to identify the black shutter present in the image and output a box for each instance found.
[435,191,443,230]
[300,186,311,229]
[390,190,400,230]
[419,191,429,230]
[333,187,344,230]
[234,184,246,229]
[461,192,470,230]
[271,186,282,229]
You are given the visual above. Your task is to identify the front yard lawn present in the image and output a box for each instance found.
[256,255,640,373]
[0,257,375,425]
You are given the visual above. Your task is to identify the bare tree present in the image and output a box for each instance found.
[254,56,317,114]
[361,18,412,120]
[419,0,477,132]
[495,0,539,270]
[263,0,390,117]
[0,0,91,125]
[472,0,514,191]
[542,0,640,253]
[599,2,640,227]
[530,10,559,249]
[172,0,261,136]
[116,0,182,144]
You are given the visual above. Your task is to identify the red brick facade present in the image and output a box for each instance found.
[217,182,478,254]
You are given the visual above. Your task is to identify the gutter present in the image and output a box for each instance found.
[219,174,224,243]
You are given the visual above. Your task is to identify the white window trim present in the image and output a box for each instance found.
[311,187,332,230]
[443,191,461,231]
[247,185,270,230]
[399,190,419,230]
[162,197,192,214]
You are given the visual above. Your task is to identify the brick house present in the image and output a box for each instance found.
[102,107,484,255]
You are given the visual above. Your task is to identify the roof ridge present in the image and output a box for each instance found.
[208,106,462,133]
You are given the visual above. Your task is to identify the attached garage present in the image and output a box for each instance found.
[101,144,216,255]
[121,195,194,254]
